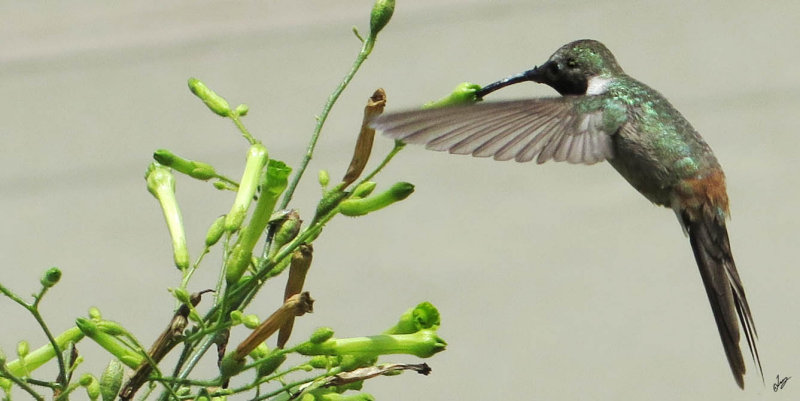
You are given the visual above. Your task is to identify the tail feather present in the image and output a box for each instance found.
[684,210,762,388]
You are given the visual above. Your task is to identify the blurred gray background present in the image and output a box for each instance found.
[2,1,798,400]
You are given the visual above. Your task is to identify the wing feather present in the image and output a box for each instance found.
[370,97,625,165]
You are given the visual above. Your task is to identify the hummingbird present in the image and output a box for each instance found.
[370,39,762,388]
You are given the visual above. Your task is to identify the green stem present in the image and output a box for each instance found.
[226,362,310,395]
[166,190,346,397]
[0,281,28,309]
[160,27,390,401]
[0,282,68,390]
[279,34,378,210]
[231,114,257,145]
[213,173,239,189]
[29,308,68,389]
[123,332,183,401]
[151,376,220,387]
[0,364,44,401]
[180,248,210,290]
[24,378,60,389]
[249,367,343,401]
[157,334,215,401]
[53,381,82,401]
[359,141,405,183]
[234,204,341,313]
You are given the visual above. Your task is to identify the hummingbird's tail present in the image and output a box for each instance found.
[683,210,762,389]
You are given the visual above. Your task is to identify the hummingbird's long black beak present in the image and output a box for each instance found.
[475,64,547,99]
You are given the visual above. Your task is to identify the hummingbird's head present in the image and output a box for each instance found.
[530,39,625,96]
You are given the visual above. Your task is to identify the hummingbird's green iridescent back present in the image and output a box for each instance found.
[602,75,726,212]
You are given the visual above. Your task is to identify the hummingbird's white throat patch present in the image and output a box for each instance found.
[586,76,612,95]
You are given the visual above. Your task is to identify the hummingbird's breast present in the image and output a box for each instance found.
[602,77,726,212]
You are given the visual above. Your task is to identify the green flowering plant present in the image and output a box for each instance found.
[0,1,453,400]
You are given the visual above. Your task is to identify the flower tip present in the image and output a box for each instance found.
[152,149,176,165]
[235,103,249,116]
[40,267,62,288]
[389,182,414,200]
[187,77,232,117]
[88,306,102,320]
[16,341,29,358]
[422,82,482,109]
[309,327,335,344]
[369,0,395,37]
[318,169,330,188]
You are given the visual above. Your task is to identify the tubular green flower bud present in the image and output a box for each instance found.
[271,211,301,256]
[237,275,253,287]
[264,252,292,279]
[225,243,251,286]
[338,182,414,217]
[152,149,179,166]
[88,380,101,400]
[256,351,286,378]
[171,287,191,305]
[235,104,249,117]
[369,0,395,37]
[40,267,62,288]
[79,373,95,386]
[76,318,144,369]
[95,321,126,336]
[350,181,376,199]
[264,160,292,197]
[145,163,189,270]
[242,314,260,329]
[319,392,375,401]
[226,159,290,286]
[225,144,268,232]
[314,185,347,220]
[384,302,441,335]
[308,355,334,369]
[219,352,246,378]
[88,307,102,320]
[5,327,85,377]
[230,310,244,326]
[17,340,31,359]
[338,354,376,372]
[16,341,29,358]
[153,149,217,181]
[335,380,364,392]
[249,343,270,360]
[318,170,330,188]
[188,78,231,117]
[310,327,335,344]
[100,360,124,401]
[205,215,226,247]
[422,82,482,109]
[189,162,216,180]
[296,329,446,359]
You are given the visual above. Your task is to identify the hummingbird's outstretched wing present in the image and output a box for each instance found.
[370,97,620,165]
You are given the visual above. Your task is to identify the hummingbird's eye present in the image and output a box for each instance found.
[549,62,560,73]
